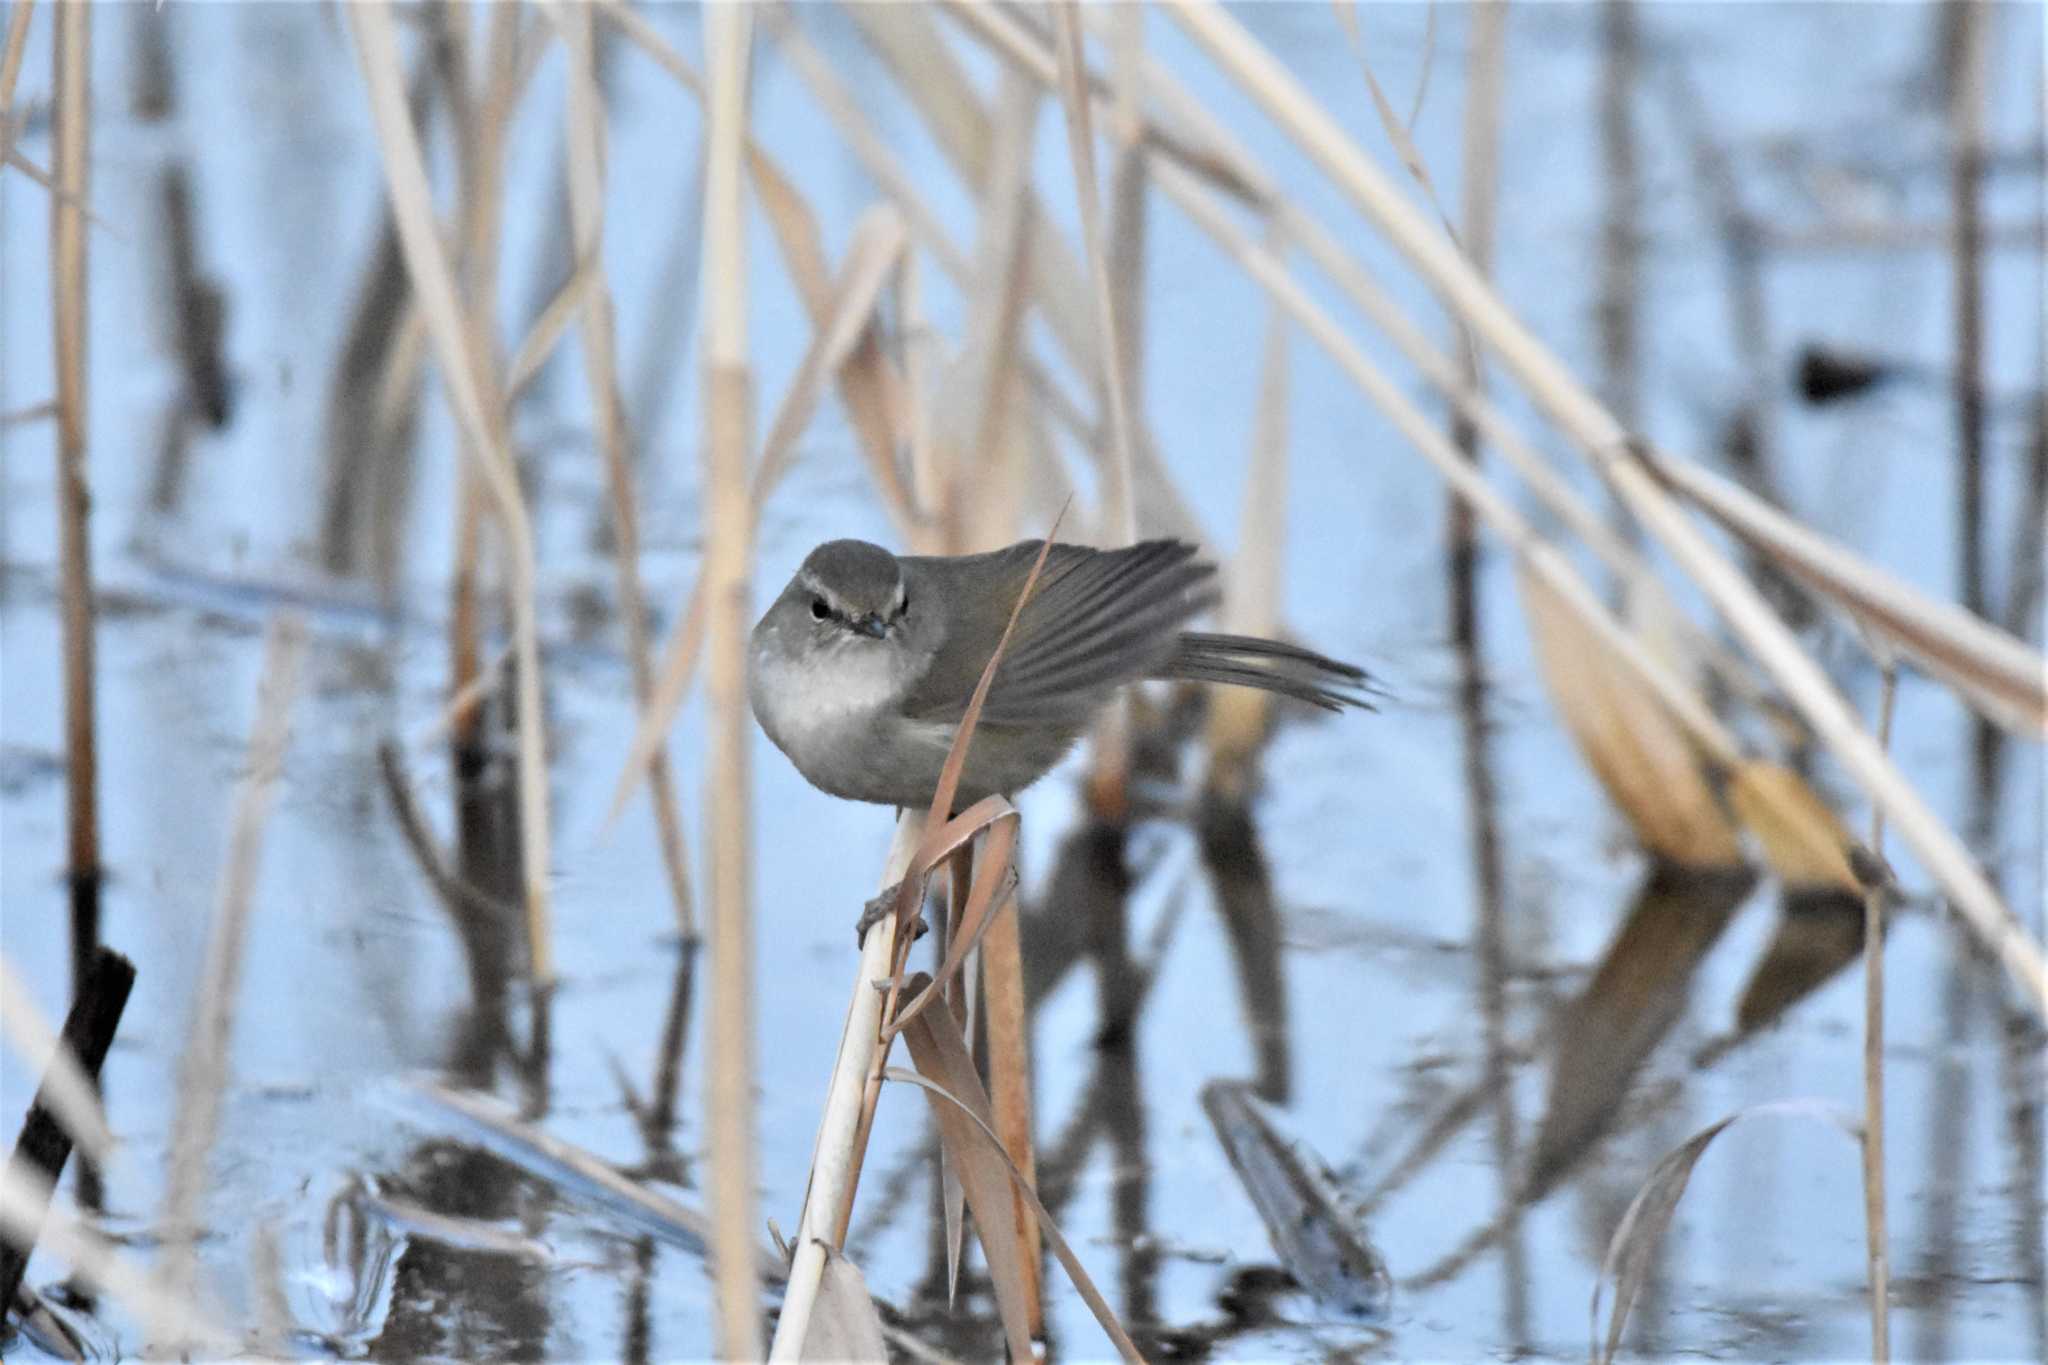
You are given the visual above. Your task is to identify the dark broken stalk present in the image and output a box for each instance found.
[0,947,136,1321]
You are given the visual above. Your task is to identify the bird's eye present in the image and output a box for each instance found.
[810,597,830,621]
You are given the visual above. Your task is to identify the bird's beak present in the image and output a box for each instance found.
[855,613,887,639]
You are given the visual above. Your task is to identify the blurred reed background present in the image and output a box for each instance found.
[0,2,2043,1361]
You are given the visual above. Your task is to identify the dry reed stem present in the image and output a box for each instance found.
[1863,664,1897,1361]
[0,0,33,126]
[1167,0,2046,1012]
[51,0,96,997]
[449,0,519,784]
[700,5,761,1356]
[157,617,306,1307]
[1644,449,2046,735]
[558,2,696,938]
[1,1164,230,1353]
[0,954,114,1162]
[347,0,556,983]
[770,813,926,1363]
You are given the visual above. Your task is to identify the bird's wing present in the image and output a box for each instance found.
[898,539,1216,727]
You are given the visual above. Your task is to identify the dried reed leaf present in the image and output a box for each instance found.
[886,1056,1144,1363]
[885,811,1019,1037]
[1519,567,1743,869]
[1648,447,2048,735]
[1201,1080,1391,1316]
[979,875,1042,1334]
[1592,1100,1859,1364]
[800,1247,888,1364]
[1727,760,1865,894]
[897,995,1035,1362]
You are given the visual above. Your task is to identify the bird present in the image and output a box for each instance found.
[748,536,1372,813]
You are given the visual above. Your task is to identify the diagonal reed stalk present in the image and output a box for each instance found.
[699,4,761,1357]
[346,0,556,985]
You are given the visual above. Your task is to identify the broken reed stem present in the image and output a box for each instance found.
[1167,0,2046,1012]
[770,813,926,1362]
[157,617,306,1308]
[0,955,116,1164]
[1863,663,1897,1362]
[699,4,760,1358]
[51,0,98,1000]
[560,2,696,938]
[0,946,135,1320]
[347,0,555,985]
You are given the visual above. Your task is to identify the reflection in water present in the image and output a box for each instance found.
[1530,862,1757,1196]
[1194,798,1292,1104]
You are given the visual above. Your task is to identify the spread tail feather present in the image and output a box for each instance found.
[1159,632,1378,712]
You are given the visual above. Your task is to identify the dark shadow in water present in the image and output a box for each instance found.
[1733,886,1865,1035]
[1529,860,1758,1197]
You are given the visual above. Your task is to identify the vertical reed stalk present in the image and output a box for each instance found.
[51,0,98,1001]
[449,2,520,772]
[562,2,696,938]
[700,4,760,1356]
[1862,665,1896,1361]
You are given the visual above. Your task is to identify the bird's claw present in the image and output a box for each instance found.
[856,881,928,947]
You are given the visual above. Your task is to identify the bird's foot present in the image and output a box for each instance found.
[856,881,928,948]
